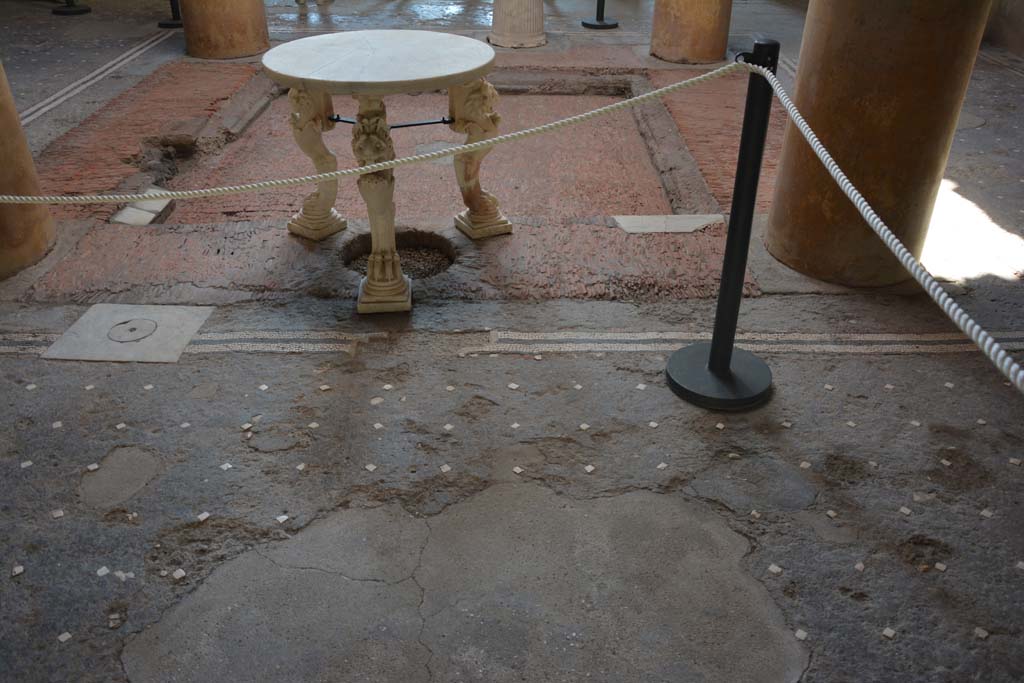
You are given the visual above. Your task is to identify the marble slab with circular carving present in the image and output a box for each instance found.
[42,304,214,363]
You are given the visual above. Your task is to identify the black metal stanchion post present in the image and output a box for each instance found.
[53,0,91,16]
[582,0,618,29]
[665,39,780,411]
[159,0,183,29]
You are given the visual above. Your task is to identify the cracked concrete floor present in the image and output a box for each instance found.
[3,1,1024,680]
[2,298,1023,682]
[122,487,805,682]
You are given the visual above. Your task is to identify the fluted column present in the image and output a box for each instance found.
[0,63,55,281]
[489,0,546,49]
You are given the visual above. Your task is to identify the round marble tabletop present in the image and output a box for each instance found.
[262,30,496,96]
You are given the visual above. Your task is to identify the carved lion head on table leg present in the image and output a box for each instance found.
[289,88,335,133]
[450,79,501,136]
[352,97,395,166]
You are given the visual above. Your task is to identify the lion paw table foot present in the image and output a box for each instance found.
[357,275,412,313]
[287,209,347,241]
[454,209,512,239]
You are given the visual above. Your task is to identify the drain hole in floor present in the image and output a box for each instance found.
[343,230,456,280]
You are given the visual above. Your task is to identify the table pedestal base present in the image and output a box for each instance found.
[287,209,347,241]
[454,209,512,240]
[357,275,412,313]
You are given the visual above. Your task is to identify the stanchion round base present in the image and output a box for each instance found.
[665,342,773,411]
[158,20,183,28]
[581,18,618,29]
[53,4,91,15]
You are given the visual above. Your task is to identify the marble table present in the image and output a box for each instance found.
[262,30,513,313]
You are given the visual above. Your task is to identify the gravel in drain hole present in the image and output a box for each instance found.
[348,247,453,280]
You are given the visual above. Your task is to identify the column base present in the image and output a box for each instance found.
[357,275,412,314]
[454,210,513,240]
[488,33,547,49]
[287,210,347,241]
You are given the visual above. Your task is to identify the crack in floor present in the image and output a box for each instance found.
[110,478,812,681]
[412,518,435,682]
[249,517,439,681]
[253,548,401,585]
[798,644,815,682]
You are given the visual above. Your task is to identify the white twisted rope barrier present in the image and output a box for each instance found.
[0,62,745,205]
[0,59,1020,394]
[743,63,1024,395]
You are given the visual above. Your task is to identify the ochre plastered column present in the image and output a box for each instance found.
[489,0,546,49]
[765,0,992,286]
[180,0,270,59]
[650,0,733,64]
[0,62,55,281]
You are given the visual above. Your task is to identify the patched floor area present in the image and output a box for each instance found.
[2,298,1023,682]
[34,60,259,222]
[122,487,807,683]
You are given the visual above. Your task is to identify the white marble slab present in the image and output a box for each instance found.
[43,304,214,363]
[110,206,159,227]
[611,214,725,234]
[262,30,495,95]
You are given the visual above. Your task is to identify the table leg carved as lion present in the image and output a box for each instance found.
[448,78,512,239]
[287,87,347,241]
[352,95,411,313]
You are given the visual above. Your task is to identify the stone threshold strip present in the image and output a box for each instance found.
[2,328,1023,357]
[18,30,181,127]
[458,330,1024,356]
[0,332,59,355]
[0,330,386,356]
[977,49,1024,79]
[182,329,387,355]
